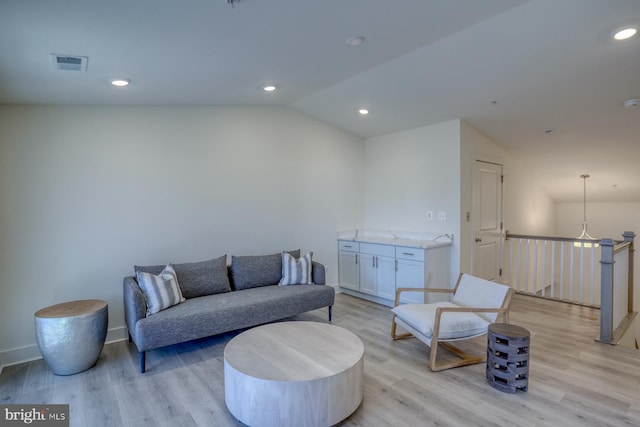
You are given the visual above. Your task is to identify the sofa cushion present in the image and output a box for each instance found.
[136,264,185,315]
[135,255,230,298]
[231,250,300,290]
[279,251,313,285]
[134,284,335,351]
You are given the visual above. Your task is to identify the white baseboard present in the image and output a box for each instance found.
[0,326,128,375]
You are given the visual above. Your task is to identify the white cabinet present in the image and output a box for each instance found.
[395,246,425,304]
[359,253,377,295]
[375,256,397,300]
[396,258,425,304]
[338,241,360,291]
[358,243,396,299]
[359,253,396,299]
[338,238,451,306]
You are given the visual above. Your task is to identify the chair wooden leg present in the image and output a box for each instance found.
[429,342,486,372]
[391,316,413,340]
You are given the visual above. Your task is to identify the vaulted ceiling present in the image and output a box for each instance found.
[1,0,639,202]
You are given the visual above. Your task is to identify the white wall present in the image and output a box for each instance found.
[363,120,461,283]
[460,122,555,274]
[460,121,555,235]
[362,119,556,284]
[0,105,365,367]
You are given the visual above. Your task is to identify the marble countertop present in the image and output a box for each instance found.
[338,236,452,249]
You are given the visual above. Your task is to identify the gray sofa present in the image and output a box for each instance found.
[123,251,334,373]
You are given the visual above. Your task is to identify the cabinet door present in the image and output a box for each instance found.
[376,255,397,300]
[339,251,360,291]
[396,259,425,304]
[359,253,377,295]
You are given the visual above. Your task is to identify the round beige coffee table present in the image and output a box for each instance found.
[224,321,364,427]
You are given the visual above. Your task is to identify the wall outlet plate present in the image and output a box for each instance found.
[438,211,446,221]
[427,211,434,220]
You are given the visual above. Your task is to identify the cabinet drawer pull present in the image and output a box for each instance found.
[372,257,376,267]
[344,245,352,248]
[402,252,415,256]
[395,260,398,271]
[355,254,358,264]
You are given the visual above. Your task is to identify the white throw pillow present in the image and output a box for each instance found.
[279,251,313,285]
[136,264,185,315]
[391,301,489,340]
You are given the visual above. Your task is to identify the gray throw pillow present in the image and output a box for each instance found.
[136,264,185,315]
[231,250,300,290]
[279,252,313,285]
[135,254,230,298]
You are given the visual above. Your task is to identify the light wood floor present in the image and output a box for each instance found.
[2,293,640,426]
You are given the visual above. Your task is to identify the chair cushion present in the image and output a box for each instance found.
[451,274,510,322]
[392,301,489,340]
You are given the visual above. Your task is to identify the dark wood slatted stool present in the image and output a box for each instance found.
[486,323,530,393]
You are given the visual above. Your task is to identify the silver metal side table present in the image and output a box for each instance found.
[34,299,108,375]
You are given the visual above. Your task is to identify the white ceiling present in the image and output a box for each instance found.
[1,0,639,203]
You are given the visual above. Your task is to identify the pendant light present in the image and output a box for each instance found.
[574,174,599,248]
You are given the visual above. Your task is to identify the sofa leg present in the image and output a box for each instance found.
[140,351,146,373]
[328,306,332,322]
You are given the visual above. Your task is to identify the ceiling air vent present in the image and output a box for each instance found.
[50,54,88,72]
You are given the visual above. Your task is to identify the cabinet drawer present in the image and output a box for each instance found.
[338,240,360,252]
[359,242,395,257]
[395,246,425,261]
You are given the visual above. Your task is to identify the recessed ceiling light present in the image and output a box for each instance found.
[544,128,554,135]
[263,85,277,92]
[613,26,638,41]
[111,79,130,87]
[346,36,365,46]
[358,108,370,115]
[624,98,640,109]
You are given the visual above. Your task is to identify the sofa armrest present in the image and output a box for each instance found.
[312,261,326,285]
[123,276,146,344]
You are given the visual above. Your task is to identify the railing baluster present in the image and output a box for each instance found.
[550,241,556,299]
[541,240,547,297]
[569,244,574,302]
[515,238,521,292]
[524,239,530,293]
[560,242,565,300]
[579,244,585,303]
[508,238,514,289]
[590,244,596,306]
[532,239,538,294]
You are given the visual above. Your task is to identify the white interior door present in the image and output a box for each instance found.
[472,160,503,281]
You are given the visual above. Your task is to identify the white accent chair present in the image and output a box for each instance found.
[391,273,514,371]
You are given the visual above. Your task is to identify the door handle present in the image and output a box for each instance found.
[475,238,482,243]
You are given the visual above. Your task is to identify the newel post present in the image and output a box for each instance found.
[623,231,635,313]
[599,238,615,343]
